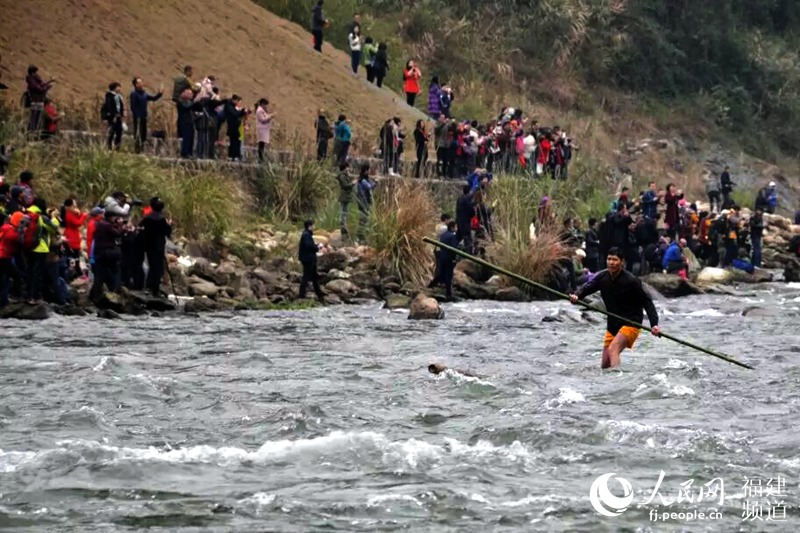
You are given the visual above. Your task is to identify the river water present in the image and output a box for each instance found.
[2,284,800,532]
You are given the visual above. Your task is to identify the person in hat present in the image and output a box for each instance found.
[755,181,778,214]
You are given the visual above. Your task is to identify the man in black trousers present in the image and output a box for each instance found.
[139,197,173,297]
[298,219,324,302]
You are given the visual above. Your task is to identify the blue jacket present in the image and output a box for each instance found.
[641,190,658,219]
[356,176,376,209]
[335,121,352,143]
[129,88,163,119]
[467,172,492,192]
[438,230,460,263]
[439,91,453,118]
[662,242,683,270]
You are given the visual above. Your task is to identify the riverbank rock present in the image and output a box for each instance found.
[325,279,358,297]
[641,273,704,298]
[408,293,444,320]
[53,305,88,317]
[456,260,493,283]
[383,294,412,309]
[495,286,529,302]
[188,279,220,298]
[97,309,122,320]
[184,296,224,313]
[695,267,734,285]
[694,266,772,285]
[317,250,350,273]
[785,259,800,283]
[188,257,216,282]
[0,303,52,320]
[94,291,145,315]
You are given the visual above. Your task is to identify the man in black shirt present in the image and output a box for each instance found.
[570,247,661,369]
[139,197,172,297]
[298,219,324,302]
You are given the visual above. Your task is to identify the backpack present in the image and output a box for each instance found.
[470,206,480,230]
[100,99,111,121]
[21,212,40,250]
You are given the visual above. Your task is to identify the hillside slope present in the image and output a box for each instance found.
[0,0,423,146]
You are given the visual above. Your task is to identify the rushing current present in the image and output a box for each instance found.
[2,283,799,532]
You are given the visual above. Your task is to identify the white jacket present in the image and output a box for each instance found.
[348,32,362,52]
[523,134,537,159]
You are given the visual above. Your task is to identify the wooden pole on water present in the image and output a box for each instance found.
[423,237,754,370]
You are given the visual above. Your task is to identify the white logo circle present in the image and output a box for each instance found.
[589,473,634,517]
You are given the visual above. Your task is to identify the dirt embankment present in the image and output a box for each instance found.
[0,0,423,146]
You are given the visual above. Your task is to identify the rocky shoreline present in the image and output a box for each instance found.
[1,214,798,322]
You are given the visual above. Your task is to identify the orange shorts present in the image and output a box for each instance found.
[604,326,640,349]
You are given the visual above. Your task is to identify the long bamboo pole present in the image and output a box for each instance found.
[424,237,753,370]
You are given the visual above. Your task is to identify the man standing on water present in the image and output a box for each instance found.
[569,247,661,369]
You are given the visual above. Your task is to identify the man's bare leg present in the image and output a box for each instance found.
[601,334,628,369]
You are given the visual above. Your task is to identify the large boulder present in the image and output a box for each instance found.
[785,258,800,283]
[0,303,51,320]
[124,291,178,312]
[325,279,358,296]
[455,260,492,283]
[188,279,220,298]
[695,267,734,285]
[408,293,444,320]
[641,273,704,298]
[95,289,145,315]
[53,304,87,317]
[187,257,216,282]
[764,213,792,231]
[212,262,240,286]
[495,286,529,302]
[683,248,702,276]
[184,296,223,313]
[316,250,349,273]
[456,280,498,300]
[383,294,412,309]
[349,270,380,288]
[97,309,122,320]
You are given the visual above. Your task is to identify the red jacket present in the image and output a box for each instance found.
[403,68,421,95]
[63,209,88,251]
[0,222,20,260]
[86,215,102,257]
[537,138,551,165]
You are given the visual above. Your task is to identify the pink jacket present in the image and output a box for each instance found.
[256,107,273,144]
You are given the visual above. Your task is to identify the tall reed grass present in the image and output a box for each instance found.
[488,175,572,287]
[369,179,437,286]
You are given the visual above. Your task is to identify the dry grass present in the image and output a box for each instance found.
[1,0,425,150]
[369,179,437,286]
[487,176,572,288]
